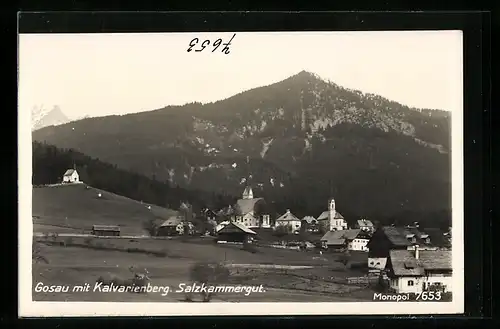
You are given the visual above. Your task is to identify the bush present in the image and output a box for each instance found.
[189,262,230,284]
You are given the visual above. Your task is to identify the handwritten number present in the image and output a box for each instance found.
[188,34,236,54]
[212,39,222,52]
[187,38,198,52]
[197,40,210,52]
[222,33,236,54]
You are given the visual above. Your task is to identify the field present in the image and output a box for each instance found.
[33,236,375,302]
[31,184,376,302]
[32,184,177,235]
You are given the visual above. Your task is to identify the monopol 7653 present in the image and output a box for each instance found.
[373,291,444,302]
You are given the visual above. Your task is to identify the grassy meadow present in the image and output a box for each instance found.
[31,184,375,302]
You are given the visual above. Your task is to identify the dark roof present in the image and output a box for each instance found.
[160,216,184,227]
[92,225,120,231]
[389,250,452,276]
[276,210,300,222]
[320,229,361,245]
[357,219,374,227]
[218,222,257,235]
[234,198,264,215]
[382,226,412,246]
[418,250,452,270]
[63,169,76,176]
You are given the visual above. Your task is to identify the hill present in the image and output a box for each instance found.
[33,183,178,235]
[32,71,452,224]
[32,141,236,214]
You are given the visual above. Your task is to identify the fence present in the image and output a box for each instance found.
[346,275,379,285]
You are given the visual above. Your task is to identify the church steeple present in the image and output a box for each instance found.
[242,155,254,199]
[242,186,253,199]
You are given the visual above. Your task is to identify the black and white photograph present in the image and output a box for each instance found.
[19,30,464,316]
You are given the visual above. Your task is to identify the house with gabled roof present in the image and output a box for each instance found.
[157,215,194,236]
[366,226,412,272]
[302,216,319,233]
[320,229,370,252]
[62,168,80,183]
[216,221,257,244]
[227,186,271,229]
[356,219,375,233]
[386,247,452,294]
[275,209,301,233]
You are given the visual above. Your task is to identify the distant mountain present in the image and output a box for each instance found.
[32,71,452,226]
[31,105,69,131]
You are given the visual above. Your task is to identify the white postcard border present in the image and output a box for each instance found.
[18,30,465,317]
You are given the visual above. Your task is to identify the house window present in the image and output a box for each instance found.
[408,280,414,286]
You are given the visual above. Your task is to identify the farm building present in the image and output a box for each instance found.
[62,169,80,183]
[157,216,194,236]
[366,226,412,272]
[92,225,120,236]
[275,209,301,233]
[356,219,375,233]
[386,247,452,294]
[317,198,348,231]
[302,216,319,233]
[216,221,257,244]
[320,229,367,251]
[227,186,271,229]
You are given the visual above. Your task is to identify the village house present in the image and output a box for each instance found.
[92,225,120,237]
[216,221,257,244]
[227,186,271,229]
[156,216,195,236]
[202,208,217,222]
[356,219,375,233]
[302,216,319,233]
[386,247,452,294]
[274,209,302,233]
[366,226,412,273]
[317,198,348,232]
[62,169,80,183]
[320,229,365,251]
[366,225,446,273]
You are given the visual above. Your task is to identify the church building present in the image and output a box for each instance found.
[317,198,348,231]
[228,185,271,229]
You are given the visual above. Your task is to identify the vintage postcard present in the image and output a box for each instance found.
[19,30,464,316]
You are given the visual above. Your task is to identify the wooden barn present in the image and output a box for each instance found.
[92,225,120,237]
[216,222,257,244]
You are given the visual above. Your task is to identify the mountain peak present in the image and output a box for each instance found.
[31,105,69,131]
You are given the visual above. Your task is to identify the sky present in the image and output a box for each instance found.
[18,31,463,120]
